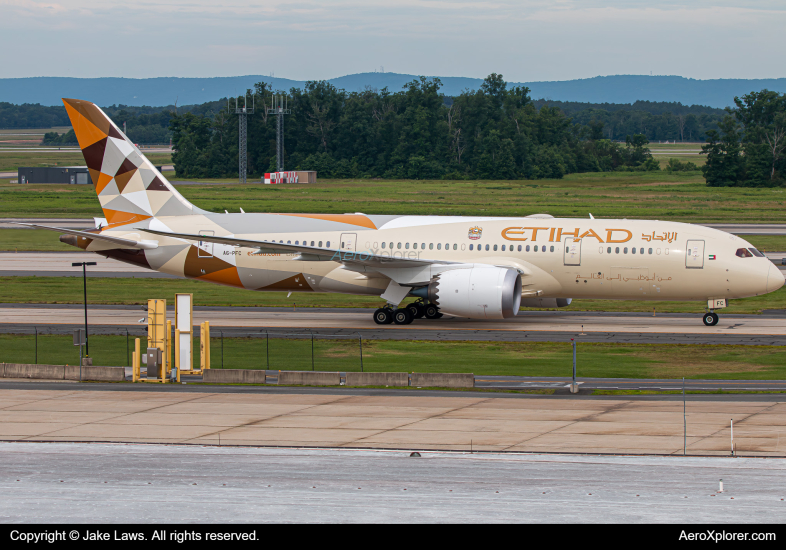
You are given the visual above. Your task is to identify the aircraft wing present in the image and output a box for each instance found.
[13,223,159,250]
[137,227,445,268]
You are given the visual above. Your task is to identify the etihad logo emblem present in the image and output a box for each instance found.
[468,226,482,240]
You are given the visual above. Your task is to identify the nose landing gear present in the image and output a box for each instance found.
[702,312,719,326]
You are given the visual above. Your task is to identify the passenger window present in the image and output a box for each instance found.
[319,241,323,247]
[534,245,539,252]
[518,245,522,252]
[631,247,636,254]
[295,241,299,245]
[484,244,489,251]
[311,241,315,247]
[493,244,498,251]
[736,248,753,258]
[389,242,393,249]
[648,248,652,254]
[599,247,603,253]
[437,243,442,250]
[469,244,473,251]
[640,248,644,254]
[288,240,292,244]
[445,243,449,250]
[624,247,628,254]
[381,242,386,249]
[748,248,765,257]
[607,247,612,254]
[550,245,555,252]
[422,243,426,250]
[429,243,433,250]
[397,242,401,249]
[542,246,547,252]
[526,245,530,252]
[405,243,410,249]
[326,241,330,247]
[656,248,661,255]
[501,245,506,251]
[665,248,669,255]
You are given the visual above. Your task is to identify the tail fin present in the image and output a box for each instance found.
[62,98,202,228]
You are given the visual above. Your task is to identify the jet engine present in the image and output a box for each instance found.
[426,267,522,319]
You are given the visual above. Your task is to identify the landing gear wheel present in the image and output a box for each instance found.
[406,302,425,319]
[374,308,394,325]
[393,308,414,325]
[702,312,719,326]
[424,304,441,319]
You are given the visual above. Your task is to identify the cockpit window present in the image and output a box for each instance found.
[736,248,753,258]
[748,248,765,257]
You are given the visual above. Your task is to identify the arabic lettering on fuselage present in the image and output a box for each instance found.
[642,231,678,243]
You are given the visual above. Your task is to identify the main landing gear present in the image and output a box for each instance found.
[702,312,719,326]
[373,300,442,325]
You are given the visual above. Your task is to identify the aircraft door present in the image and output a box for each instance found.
[563,237,581,266]
[198,230,214,257]
[340,233,357,251]
[685,240,705,269]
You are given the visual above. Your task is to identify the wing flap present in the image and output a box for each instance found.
[137,227,442,268]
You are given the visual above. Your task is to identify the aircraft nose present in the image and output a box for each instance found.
[767,263,786,292]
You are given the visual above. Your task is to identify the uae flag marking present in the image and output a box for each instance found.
[709,255,716,260]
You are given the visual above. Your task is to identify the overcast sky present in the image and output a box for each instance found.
[2,0,784,81]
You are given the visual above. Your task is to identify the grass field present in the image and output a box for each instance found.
[0,151,172,173]
[3,171,786,222]
[1,333,783,379]
[1,276,784,313]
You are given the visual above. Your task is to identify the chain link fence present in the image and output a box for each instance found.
[0,328,364,372]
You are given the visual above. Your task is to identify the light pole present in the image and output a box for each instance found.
[72,261,97,357]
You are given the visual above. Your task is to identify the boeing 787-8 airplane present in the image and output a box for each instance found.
[22,99,785,326]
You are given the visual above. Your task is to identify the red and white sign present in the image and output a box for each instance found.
[264,171,298,184]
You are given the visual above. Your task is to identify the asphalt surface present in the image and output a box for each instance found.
[1,376,785,398]
[2,303,784,343]
[1,442,783,522]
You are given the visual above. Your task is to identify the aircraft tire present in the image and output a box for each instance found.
[406,302,425,319]
[424,304,440,319]
[374,308,394,325]
[393,308,414,325]
[702,312,719,326]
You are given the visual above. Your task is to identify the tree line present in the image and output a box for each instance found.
[701,90,786,187]
[170,74,661,180]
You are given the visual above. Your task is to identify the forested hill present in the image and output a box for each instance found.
[1,74,785,108]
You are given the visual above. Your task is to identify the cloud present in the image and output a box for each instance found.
[0,0,784,80]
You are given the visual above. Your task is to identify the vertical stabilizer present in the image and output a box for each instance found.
[62,98,202,227]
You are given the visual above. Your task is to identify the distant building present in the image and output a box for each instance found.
[18,165,162,184]
[264,171,317,184]
[18,166,92,185]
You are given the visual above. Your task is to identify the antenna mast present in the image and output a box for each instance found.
[233,93,254,184]
[267,95,290,173]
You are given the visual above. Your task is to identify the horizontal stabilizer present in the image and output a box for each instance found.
[14,223,159,250]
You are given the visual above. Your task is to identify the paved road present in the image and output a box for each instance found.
[1,304,784,345]
[0,252,175,278]
[1,442,783,523]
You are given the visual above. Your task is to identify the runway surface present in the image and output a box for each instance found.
[2,442,783,522]
[1,303,783,340]
[0,252,175,278]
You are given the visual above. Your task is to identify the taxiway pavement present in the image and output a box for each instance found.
[1,304,784,345]
[0,388,783,457]
[1,442,783,522]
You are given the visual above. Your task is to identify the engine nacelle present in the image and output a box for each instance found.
[520,298,572,308]
[427,267,522,319]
